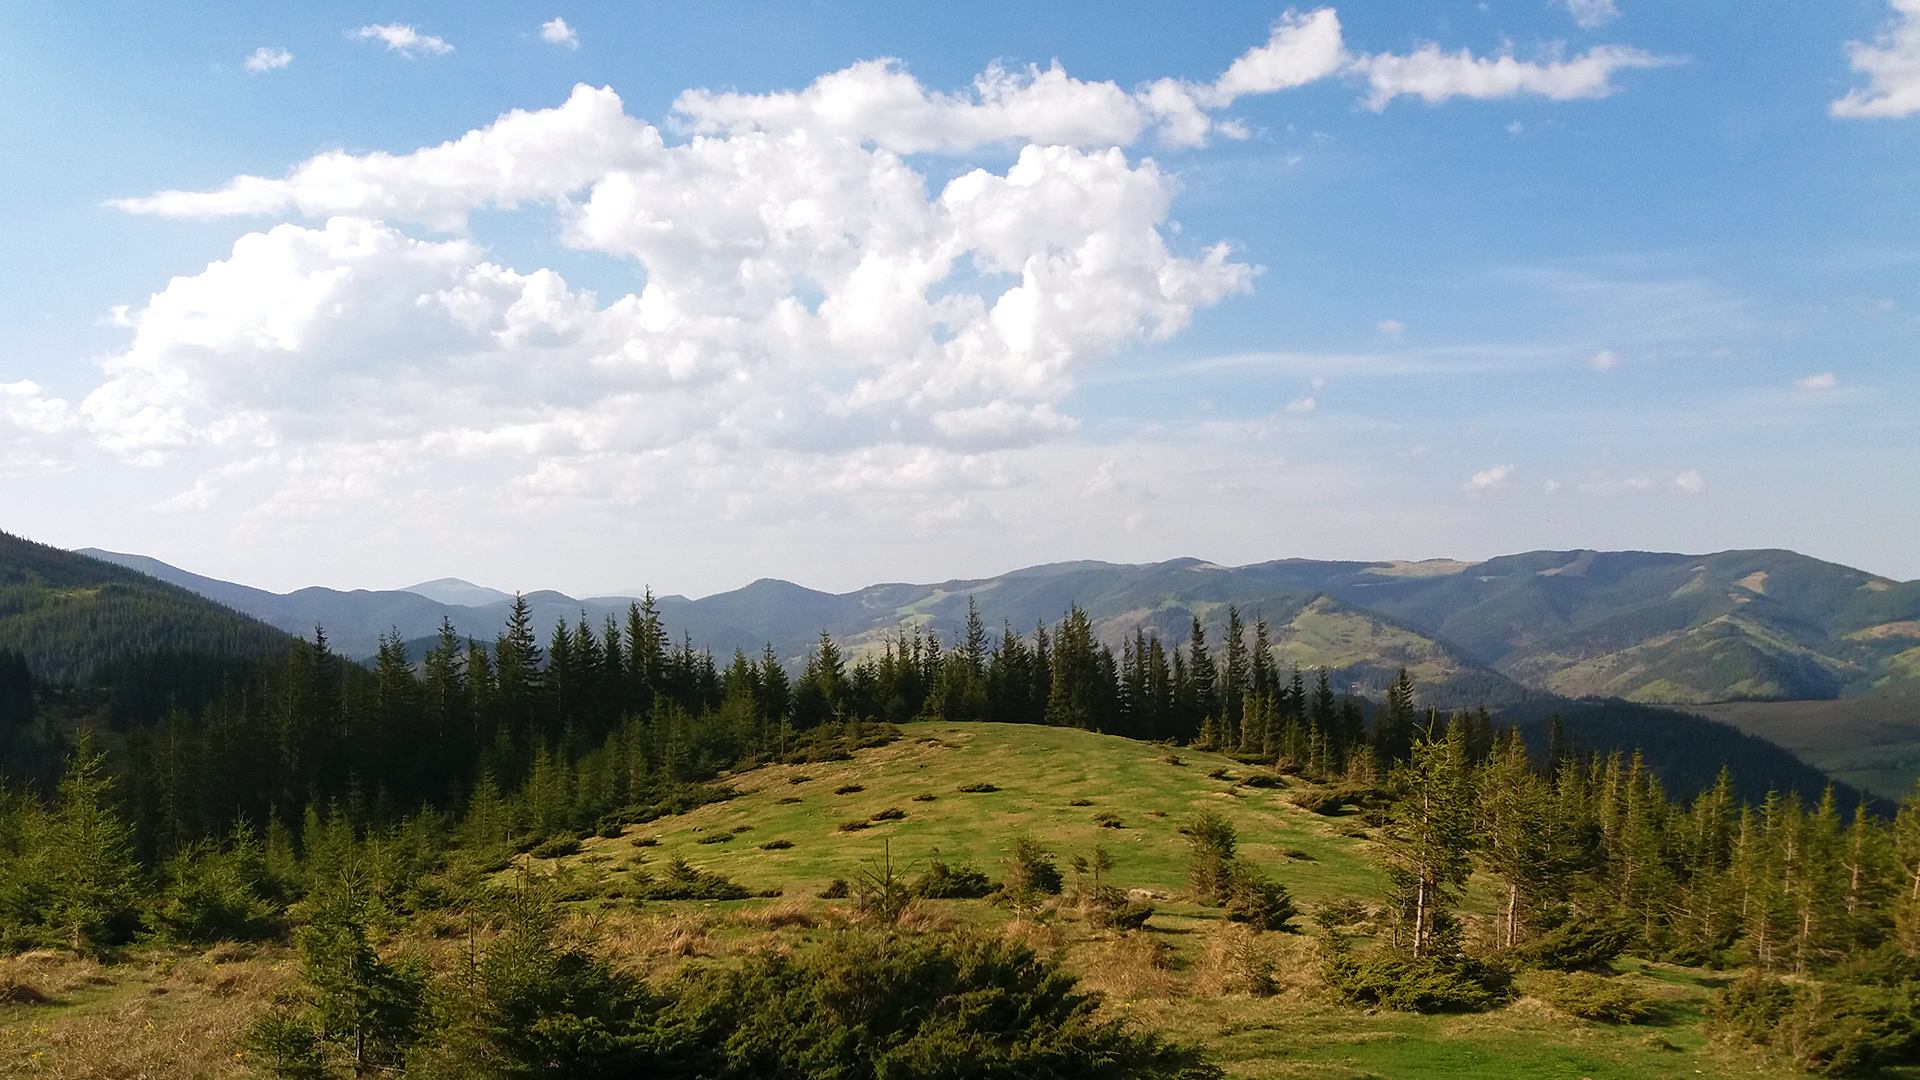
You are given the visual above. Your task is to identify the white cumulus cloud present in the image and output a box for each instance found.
[541,17,579,49]
[1794,372,1838,391]
[1464,463,1515,491]
[77,16,1679,548]
[1589,348,1618,370]
[354,24,453,57]
[244,47,292,73]
[1834,0,1920,118]
[1672,469,1705,494]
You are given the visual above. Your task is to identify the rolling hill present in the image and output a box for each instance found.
[0,530,288,684]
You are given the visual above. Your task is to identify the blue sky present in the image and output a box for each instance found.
[1,1,1916,596]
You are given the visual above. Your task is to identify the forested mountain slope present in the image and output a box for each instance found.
[80,546,1920,705]
[0,531,287,684]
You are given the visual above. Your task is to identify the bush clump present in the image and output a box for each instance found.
[1100,900,1156,932]
[1322,942,1515,1014]
[1527,971,1655,1023]
[1222,863,1297,933]
[870,807,907,822]
[958,782,999,793]
[834,784,864,795]
[529,836,582,859]
[1001,836,1063,898]
[1707,972,1920,1078]
[819,879,851,899]
[911,793,937,802]
[636,857,754,901]
[758,839,795,851]
[910,860,994,900]
[1093,811,1125,828]
[1514,918,1634,972]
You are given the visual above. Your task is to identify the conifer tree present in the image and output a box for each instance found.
[1380,718,1475,958]
[48,732,140,951]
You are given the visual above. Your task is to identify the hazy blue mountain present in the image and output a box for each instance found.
[402,578,515,607]
[72,546,1920,706]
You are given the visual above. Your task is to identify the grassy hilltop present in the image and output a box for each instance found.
[2,722,1820,1080]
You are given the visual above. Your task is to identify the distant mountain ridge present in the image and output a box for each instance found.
[73,546,1920,707]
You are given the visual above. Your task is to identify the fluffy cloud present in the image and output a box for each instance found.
[0,381,77,474]
[244,47,292,73]
[111,85,656,230]
[1464,463,1514,490]
[541,18,579,49]
[354,24,453,57]
[75,13,1677,546]
[1200,8,1348,104]
[1835,0,1920,118]
[1672,469,1705,494]
[1795,372,1838,391]
[1589,349,1618,370]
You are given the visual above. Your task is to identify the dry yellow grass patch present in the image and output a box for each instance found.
[0,948,294,1080]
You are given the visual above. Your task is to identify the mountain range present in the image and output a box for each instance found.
[77,545,1920,707]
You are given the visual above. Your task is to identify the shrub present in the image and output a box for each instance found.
[147,837,281,946]
[819,879,850,899]
[529,836,582,859]
[1707,972,1920,1077]
[790,775,814,785]
[758,839,795,851]
[958,782,999,793]
[834,784,864,795]
[1162,753,1185,766]
[1093,811,1125,828]
[630,836,658,848]
[636,857,755,901]
[871,807,907,822]
[1222,863,1297,933]
[1180,809,1237,903]
[1237,773,1283,789]
[1514,918,1634,972]
[597,823,625,839]
[1002,836,1063,897]
[654,932,1222,1079]
[694,832,734,845]
[1528,971,1655,1023]
[910,860,994,900]
[838,820,873,832]
[1068,798,1094,806]
[1206,767,1230,780]
[1322,942,1515,1014]
[911,793,937,802]
[776,796,802,805]
[1101,900,1156,932]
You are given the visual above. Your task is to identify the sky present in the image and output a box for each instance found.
[1,1,1917,598]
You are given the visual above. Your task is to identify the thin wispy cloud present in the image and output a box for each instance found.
[353,24,453,57]
[1557,0,1620,30]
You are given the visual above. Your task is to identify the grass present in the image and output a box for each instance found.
[0,722,1844,1079]
[561,723,1384,907]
